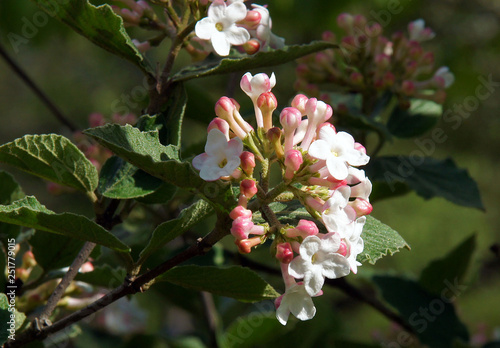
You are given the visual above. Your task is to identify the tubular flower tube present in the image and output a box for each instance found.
[300,98,333,151]
[215,97,253,139]
[284,149,303,180]
[257,91,278,131]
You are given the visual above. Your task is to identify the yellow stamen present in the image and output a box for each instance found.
[215,22,224,32]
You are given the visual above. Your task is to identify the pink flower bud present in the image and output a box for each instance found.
[240,179,258,199]
[291,94,309,115]
[215,97,252,139]
[242,39,261,55]
[241,72,276,128]
[337,240,348,257]
[240,151,256,176]
[337,13,354,31]
[322,30,336,43]
[240,10,261,29]
[280,107,302,153]
[208,118,230,140]
[353,14,367,28]
[231,217,254,240]
[230,205,253,220]
[368,23,382,37]
[422,52,435,65]
[350,198,373,217]
[401,80,415,96]
[235,236,262,254]
[284,149,303,180]
[285,219,319,239]
[257,92,278,131]
[276,242,294,264]
[375,54,390,70]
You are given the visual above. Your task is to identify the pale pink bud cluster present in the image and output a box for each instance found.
[295,13,454,107]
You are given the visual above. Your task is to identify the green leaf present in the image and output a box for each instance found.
[387,99,443,138]
[31,0,152,75]
[365,156,484,210]
[0,196,130,252]
[98,156,165,199]
[157,265,280,302]
[0,171,24,205]
[0,293,26,346]
[0,134,98,193]
[162,83,187,148]
[0,171,25,245]
[359,216,410,264]
[30,231,101,271]
[139,200,214,263]
[74,265,126,288]
[373,275,469,347]
[84,124,237,212]
[419,234,476,295]
[172,41,338,82]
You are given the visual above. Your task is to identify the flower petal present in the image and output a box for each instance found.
[303,268,324,296]
[326,156,349,180]
[308,139,330,160]
[225,1,248,22]
[225,26,250,45]
[195,18,216,40]
[210,31,231,56]
[192,153,209,171]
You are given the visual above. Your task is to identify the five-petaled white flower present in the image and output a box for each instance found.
[289,232,351,296]
[308,126,369,180]
[195,0,250,56]
[275,282,318,325]
[192,129,243,181]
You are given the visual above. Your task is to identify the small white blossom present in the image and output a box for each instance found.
[345,217,366,274]
[308,126,369,180]
[275,282,317,325]
[192,129,243,181]
[289,233,351,296]
[195,0,250,56]
[321,186,357,238]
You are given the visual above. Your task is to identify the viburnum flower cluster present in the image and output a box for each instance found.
[295,14,455,108]
[195,0,285,56]
[193,72,372,324]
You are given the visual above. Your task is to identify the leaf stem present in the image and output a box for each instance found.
[0,42,79,132]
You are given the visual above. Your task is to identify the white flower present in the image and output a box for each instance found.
[348,168,372,201]
[308,126,369,180]
[289,233,351,296]
[192,129,243,181]
[321,186,357,238]
[408,19,435,42]
[433,66,455,89]
[345,217,366,274]
[275,282,317,325]
[240,72,276,128]
[195,0,250,56]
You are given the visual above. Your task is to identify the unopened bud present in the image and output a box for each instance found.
[240,151,256,176]
[337,241,348,257]
[353,14,367,29]
[322,30,336,43]
[337,13,354,31]
[350,198,373,217]
[285,219,319,238]
[242,39,261,55]
[291,94,309,115]
[236,236,262,254]
[257,92,278,131]
[208,118,230,140]
[230,205,253,220]
[401,80,415,96]
[284,149,303,180]
[240,179,258,199]
[267,127,284,158]
[240,10,261,29]
[276,242,294,264]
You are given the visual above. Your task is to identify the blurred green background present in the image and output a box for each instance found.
[1,0,499,346]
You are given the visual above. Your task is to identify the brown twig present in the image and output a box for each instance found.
[0,42,79,132]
